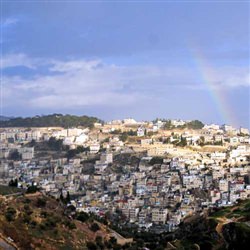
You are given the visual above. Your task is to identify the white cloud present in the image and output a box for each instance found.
[50,59,103,72]
[1,54,37,69]
[2,54,249,110]
[214,67,250,88]
[1,17,19,28]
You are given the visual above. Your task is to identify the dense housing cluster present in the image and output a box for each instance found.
[0,117,249,234]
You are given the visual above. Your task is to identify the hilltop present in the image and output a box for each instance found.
[0,114,102,128]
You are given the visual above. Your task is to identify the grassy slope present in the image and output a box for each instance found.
[0,193,110,250]
[0,185,23,196]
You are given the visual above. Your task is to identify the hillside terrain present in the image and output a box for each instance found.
[0,189,120,250]
[167,199,250,250]
[1,185,250,250]
[0,114,101,128]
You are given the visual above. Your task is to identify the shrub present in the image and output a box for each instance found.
[43,216,60,229]
[76,211,89,222]
[26,185,39,194]
[36,197,47,207]
[86,242,97,250]
[90,222,100,232]
[22,213,31,224]
[63,220,76,229]
[5,207,16,221]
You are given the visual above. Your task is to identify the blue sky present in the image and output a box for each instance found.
[1,0,249,127]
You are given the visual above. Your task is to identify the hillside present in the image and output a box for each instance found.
[0,116,13,122]
[0,114,101,128]
[0,190,117,250]
[168,199,250,250]
[1,186,249,250]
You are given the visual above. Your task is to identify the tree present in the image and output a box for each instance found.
[163,120,172,129]
[90,222,100,232]
[186,120,204,129]
[48,137,63,151]
[66,191,71,203]
[109,236,117,245]
[147,131,154,137]
[127,130,137,136]
[1,114,101,128]
[95,236,104,249]
[86,242,97,250]
[66,149,77,159]
[26,185,39,194]
[9,150,21,161]
[119,133,128,142]
[5,207,16,221]
[28,139,36,147]
[36,197,47,208]
[150,157,163,165]
[178,136,187,147]
[76,211,89,222]
[9,179,18,187]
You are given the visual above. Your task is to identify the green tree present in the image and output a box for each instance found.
[66,149,77,159]
[150,157,163,165]
[48,137,63,151]
[36,197,47,207]
[76,211,89,222]
[26,185,39,194]
[9,150,21,161]
[95,236,104,249]
[178,136,187,147]
[9,178,18,187]
[5,207,16,221]
[86,242,97,250]
[90,222,100,232]
[186,120,204,129]
[164,120,172,129]
[1,114,102,128]
[119,133,128,142]
[66,191,71,203]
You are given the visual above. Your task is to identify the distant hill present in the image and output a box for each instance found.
[0,116,13,121]
[0,114,102,128]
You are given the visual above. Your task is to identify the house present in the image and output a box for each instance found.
[137,127,145,137]
[152,208,168,224]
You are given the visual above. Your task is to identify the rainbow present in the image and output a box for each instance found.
[189,46,237,127]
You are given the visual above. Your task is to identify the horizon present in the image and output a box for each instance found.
[1,1,249,128]
[0,112,248,129]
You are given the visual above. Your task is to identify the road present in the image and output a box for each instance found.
[0,238,16,250]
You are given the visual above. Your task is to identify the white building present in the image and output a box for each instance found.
[171,120,186,127]
[75,134,89,145]
[137,127,145,137]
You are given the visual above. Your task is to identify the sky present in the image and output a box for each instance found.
[0,0,249,127]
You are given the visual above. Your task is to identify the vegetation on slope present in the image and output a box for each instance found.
[1,184,249,250]
[0,189,133,250]
[169,199,250,250]
[0,114,102,128]
[0,193,87,249]
[161,119,204,130]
